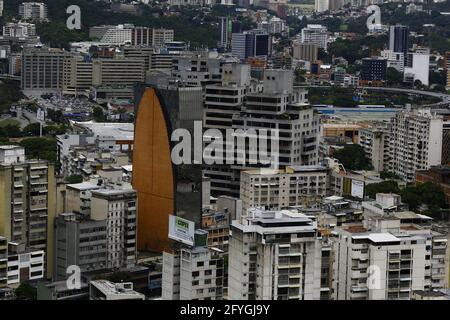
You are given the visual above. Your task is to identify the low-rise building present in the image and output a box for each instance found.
[89,280,145,300]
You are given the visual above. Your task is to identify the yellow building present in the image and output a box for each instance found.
[0,146,56,280]
[321,123,364,144]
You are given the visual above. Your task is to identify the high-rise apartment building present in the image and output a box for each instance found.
[228,208,324,300]
[219,17,229,49]
[257,17,287,35]
[234,70,319,168]
[53,212,107,281]
[240,166,328,211]
[19,2,48,22]
[0,236,6,288]
[445,51,450,90]
[6,243,45,285]
[358,126,390,172]
[162,243,226,300]
[203,68,319,198]
[362,193,449,291]
[300,24,328,51]
[21,47,70,91]
[332,224,427,300]
[0,146,56,279]
[202,63,254,197]
[388,108,443,182]
[2,22,36,38]
[172,51,229,87]
[90,189,137,269]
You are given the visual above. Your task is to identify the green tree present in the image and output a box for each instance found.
[92,106,106,122]
[44,124,68,136]
[365,180,400,199]
[66,175,83,184]
[0,124,22,138]
[333,144,373,170]
[399,182,448,216]
[47,109,65,123]
[19,137,57,163]
[386,67,403,87]
[0,79,23,113]
[14,283,37,300]
[380,171,399,180]
[22,123,41,136]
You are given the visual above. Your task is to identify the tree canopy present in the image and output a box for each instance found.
[14,283,37,300]
[333,144,373,171]
[365,181,448,219]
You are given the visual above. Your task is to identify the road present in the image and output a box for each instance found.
[301,85,450,108]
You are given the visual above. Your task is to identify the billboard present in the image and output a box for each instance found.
[351,180,364,199]
[168,215,195,246]
[36,108,45,122]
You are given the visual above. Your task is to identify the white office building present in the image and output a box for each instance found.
[380,50,405,73]
[100,25,133,45]
[404,50,430,86]
[300,24,328,51]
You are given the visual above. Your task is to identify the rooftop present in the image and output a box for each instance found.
[353,232,400,243]
[90,280,144,299]
[343,225,368,234]
[70,121,134,141]
[67,182,102,191]
[0,145,23,150]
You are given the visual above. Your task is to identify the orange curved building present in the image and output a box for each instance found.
[133,88,174,252]
[133,85,203,252]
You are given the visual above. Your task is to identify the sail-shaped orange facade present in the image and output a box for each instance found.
[133,88,174,252]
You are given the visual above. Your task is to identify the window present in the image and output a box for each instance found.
[197,261,204,267]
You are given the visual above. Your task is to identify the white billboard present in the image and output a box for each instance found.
[168,215,195,246]
[36,108,45,122]
[351,180,364,199]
